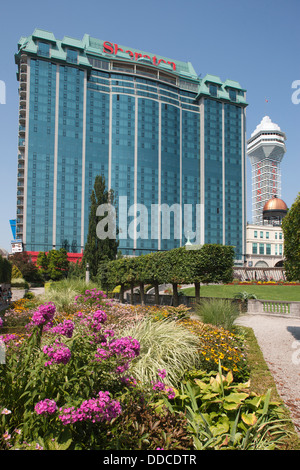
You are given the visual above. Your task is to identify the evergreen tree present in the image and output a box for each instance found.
[83,175,119,278]
[282,192,300,281]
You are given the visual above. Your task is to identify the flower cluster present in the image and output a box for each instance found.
[95,336,140,374]
[0,317,3,328]
[43,339,71,366]
[180,318,246,375]
[31,302,56,327]
[152,369,176,399]
[49,319,75,338]
[35,399,57,415]
[58,391,122,425]
[75,289,107,309]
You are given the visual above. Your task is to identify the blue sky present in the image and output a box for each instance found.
[0,0,299,252]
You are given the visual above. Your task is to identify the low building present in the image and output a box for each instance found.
[245,195,287,268]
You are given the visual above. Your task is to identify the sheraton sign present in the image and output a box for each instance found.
[103,41,176,71]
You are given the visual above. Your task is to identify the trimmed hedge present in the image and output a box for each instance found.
[101,244,235,306]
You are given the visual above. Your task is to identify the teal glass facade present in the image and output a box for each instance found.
[15,29,247,260]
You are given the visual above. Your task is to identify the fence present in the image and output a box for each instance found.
[115,292,247,311]
[233,267,286,282]
[247,299,300,318]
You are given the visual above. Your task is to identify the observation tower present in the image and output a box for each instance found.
[247,116,286,224]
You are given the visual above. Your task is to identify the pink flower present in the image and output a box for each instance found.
[58,391,122,425]
[43,340,71,366]
[50,320,75,338]
[35,399,57,415]
[31,302,56,326]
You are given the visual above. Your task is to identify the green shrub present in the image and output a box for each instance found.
[10,278,29,289]
[194,298,240,331]
[119,318,201,387]
[164,364,292,450]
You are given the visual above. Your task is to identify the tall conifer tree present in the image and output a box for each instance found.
[83,175,119,278]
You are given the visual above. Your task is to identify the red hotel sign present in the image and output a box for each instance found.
[103,41,176,71]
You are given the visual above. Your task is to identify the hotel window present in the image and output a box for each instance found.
[259,243,264,254]
[266,232,269,239]
[209,84,218,97]
[254,230,257,238]
[38,41,50,58]
[66,49,78,64]
[252,243,257,254]
[260,231,263,238]
[279,244,283,255]
[275,244,278,255]
[266,244,271,255]
[229,89,236,101]
[279,232,283,240]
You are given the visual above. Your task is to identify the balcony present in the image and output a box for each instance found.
[19,114,26,125]
[20,71,27,82]
[18,138,25,148]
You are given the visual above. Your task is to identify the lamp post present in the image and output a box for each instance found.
[86,263,90,284]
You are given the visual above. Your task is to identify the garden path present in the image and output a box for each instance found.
[236,314,300,436]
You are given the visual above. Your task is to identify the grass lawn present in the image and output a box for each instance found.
[181,284,300,301]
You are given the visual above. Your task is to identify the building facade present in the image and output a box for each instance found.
[15,29,247,259]
[245,196,287,268]
[247,116,286,225]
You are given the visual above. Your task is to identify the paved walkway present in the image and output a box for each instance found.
[236,313,300,436]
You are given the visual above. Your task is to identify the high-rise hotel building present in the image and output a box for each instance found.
[15,29,247,259]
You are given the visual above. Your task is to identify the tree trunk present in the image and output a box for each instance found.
[140,282,145,305]
[130,283,134,305]
[195,281,200,303]
[172,283,179,307]
[120,284,125,303]
[154,282,159,305]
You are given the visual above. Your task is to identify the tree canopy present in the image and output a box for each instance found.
[282,192,300,281]
[103,244,235,306]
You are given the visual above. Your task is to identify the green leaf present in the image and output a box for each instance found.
[241,412,258,426]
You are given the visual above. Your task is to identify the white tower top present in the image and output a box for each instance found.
[247,116,286,224]
[250,115,282,137]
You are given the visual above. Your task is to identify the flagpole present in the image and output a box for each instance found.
[265,97,269,115]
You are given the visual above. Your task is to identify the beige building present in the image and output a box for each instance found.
[245,196,287,268]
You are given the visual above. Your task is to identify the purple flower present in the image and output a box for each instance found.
[108,336,140,359]
[43,340,71,366]
[58,391,122,425]
[31,302,56,327]
[158,369,167,379]
[50,320,75,338]
[35,399,57,415]
[0,318,3,328]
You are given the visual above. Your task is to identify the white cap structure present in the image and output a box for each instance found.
[247,116,286,224]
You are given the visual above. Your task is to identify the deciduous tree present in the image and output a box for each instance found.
[282,192,300,280]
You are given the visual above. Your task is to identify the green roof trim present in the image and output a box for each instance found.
[15,29,247,106]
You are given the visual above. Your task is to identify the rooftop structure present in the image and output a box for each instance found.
[247,116,286,224]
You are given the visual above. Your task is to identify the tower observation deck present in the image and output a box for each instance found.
[247,116,286,224]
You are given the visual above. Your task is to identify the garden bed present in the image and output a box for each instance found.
[1,282,299,450]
